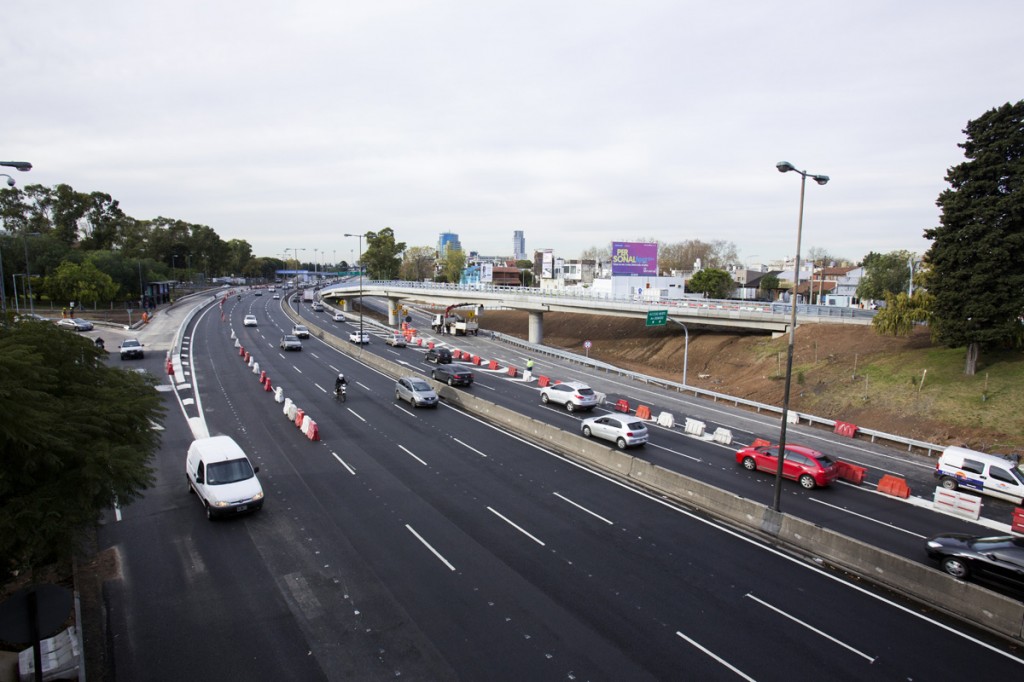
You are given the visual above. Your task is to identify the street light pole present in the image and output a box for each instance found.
[772,161,829,513]
[22,233,36,315]
[344,233,364,339]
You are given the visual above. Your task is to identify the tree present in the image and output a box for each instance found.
[440,249,466,283]
[45,260,120,306]
[872,291,931,336]
[758,273,780,300]
[362,228,406,280]
[0,322,163,582]
[856,250,913,301]
[399,246,436,281]
[687,268,735,299]
[924,101,1024,375]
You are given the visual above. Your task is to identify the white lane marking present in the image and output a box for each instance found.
[395,404,415,416]
[454,438,487,457]
[553,492,613,525]
[347,408,366,423]
[399,445,428,466]
[293,365,303,374]
[331,452,355,475]
[474,382,496,391]
[675,632,756,681]
[487,506,546,546]
[745,593,876,663]
[808,498,926,539]
[647,442,702,462]
[406,524,456,571]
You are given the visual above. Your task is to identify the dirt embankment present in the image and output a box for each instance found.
[479,309,996,449]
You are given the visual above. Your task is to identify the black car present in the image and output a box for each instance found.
[424,347,453,364]
[925,533,1024,591]
[431,365,473,387]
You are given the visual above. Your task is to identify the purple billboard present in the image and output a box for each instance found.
[611,241,658,276]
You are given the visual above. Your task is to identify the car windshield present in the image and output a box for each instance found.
[284,335,298,342]
[123,340,140,347]
[295,326,307,331]
[969,536,1024,551]
[410,380,431,391]
[206,459,254,485]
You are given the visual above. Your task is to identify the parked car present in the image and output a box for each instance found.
[349,331,370,344]
[243,315,258,327]
[386,333,407,347]
[539,381,598,412]
[56,317,94,332]
[279,335,302,351]
[395,376,439,408]
[423,347,452,364]
[292,324,310,339]
[925,533,1024,590]
[580,414,648,449]
[431,365,473,386]
[333,312,345,322]
[118,338,145,360]
[734,443,839,489]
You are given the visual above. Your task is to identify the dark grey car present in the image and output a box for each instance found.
[925,533,1024,592]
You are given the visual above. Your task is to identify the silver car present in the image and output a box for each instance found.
[580,414,648,449]
[279,335,302,351]
[395,377,438,408]
[539,381,598,412]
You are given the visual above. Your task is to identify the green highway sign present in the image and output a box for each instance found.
[646,310,668,327]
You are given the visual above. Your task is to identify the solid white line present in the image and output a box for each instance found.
[648,442,702,462]
[553,492,613,525]
[808,498,927,539]
[399,445,428,466]
[406,524,456,571]
[675,632,756,681]
[331,452,355,475]
[745,593,876,663]
[347,409,366,423]
[454,438,487,457]
[487,506,546,546]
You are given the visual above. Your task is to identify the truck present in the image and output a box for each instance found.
[303,288,315,303]
[432,303,479,333]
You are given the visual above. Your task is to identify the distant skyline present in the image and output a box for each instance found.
[4,2,1021,265]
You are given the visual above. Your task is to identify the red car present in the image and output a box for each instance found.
[735,443,839,489]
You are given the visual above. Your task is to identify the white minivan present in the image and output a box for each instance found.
[186,436,264,519]
[934,445,1024,505]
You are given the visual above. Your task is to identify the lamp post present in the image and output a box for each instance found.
[772,161,829,513]
[344,233,364,340]
[22,232,39,315]
[0,161,32,172]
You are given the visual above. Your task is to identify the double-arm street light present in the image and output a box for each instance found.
[772,161,829,513]
[343,233,364,339]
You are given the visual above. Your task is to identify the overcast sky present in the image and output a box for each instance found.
[4,1,1021,267]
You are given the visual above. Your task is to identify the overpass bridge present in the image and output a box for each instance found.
[318,280,875,344]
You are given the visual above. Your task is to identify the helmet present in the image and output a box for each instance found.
[337,373,344,380]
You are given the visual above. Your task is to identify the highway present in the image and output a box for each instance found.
[93,290,1024,680]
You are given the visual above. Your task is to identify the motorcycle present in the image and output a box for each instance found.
[94,337,106,351]
[335,384,347,402]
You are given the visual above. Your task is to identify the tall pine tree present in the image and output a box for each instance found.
[924,101,1024,375]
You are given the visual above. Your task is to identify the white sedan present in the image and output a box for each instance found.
[243,315,258,327]
[348,331,370,344]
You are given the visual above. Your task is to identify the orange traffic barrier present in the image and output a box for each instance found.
[452,348,461,357]
[428,341,435,349]
[259,370,266,383]
[508,366,518,377]
[307,421,320,441]
[294,408,305,428]
[166,359,174,377]
[835,461,866,485]
[877,474,910,499]
[537,375,550,387]
[239,345,245,357]
[635,405,651,420]
[614,399,629,413]
[264,377,272,392]
[751,438,771,448]
[834,420,859,438]
[472,355,482,365]
[488,359,498,370]
[1013,508,1024,534]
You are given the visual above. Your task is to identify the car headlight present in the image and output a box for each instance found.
[212,500,230,507]
[926,540,942,549]
[252,491,264,501]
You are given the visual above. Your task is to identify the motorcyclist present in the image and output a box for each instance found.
[334,372,347,396]
[94,337,105,350]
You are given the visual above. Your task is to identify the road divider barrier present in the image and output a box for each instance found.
[264,377,272,392]
[250,359,258,373]
[284,399,295,419]
[684,418,706,437]
[537,375,550,387]
[300,416,319,441]
[259,370,266,383]
[507,366,518,377]
[239,345,245,357]
[635,405,651,420]
[614,399,629,413]
[488,359,498,370]
[786,410,800,424]
[657,412,676,428]
[932,487,982,520]
[712,427,733,445]
[274,387,284,403]
[751,438,771,447]
[294,408,305,428]
[835,461,866,485]
[877,475,911,499]
[834,420,859,438]
[472,355,482,365]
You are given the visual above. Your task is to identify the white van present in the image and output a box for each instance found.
[934,446,1024,505]
[186,436,264,519]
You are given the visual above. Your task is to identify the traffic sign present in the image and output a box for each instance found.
[583,340,592,349]
[646,310,668,327]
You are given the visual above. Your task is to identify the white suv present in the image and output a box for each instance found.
[539,381,598,412]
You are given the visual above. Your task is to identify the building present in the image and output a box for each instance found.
[438,232,462,258]
[512,230,526,261]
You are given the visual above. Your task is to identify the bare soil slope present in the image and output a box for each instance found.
[480,310,1010,450]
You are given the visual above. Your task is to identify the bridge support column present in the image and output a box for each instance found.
[387,297,402,326]
[528,311,544,344]
[341,298,353,312]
